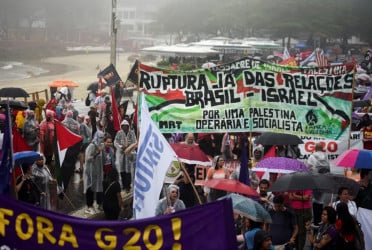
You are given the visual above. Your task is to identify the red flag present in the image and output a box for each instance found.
[55,120,82,167]
[264,146,276,158]
[110,86,121,131]
[255,145,276,179]
[11,127,31,186]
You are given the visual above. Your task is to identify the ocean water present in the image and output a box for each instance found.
[0,61,49,82]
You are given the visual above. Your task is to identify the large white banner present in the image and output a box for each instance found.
[133,94,178,219]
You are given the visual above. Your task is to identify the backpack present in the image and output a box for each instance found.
[85,94,91,106]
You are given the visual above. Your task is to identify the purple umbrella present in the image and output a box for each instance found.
[253,157,310,173]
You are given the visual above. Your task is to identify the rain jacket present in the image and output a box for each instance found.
[307,151,330,173]
[155,185,186,216]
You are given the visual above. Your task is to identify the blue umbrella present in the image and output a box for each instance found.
[219,193,272,223]
[14,151,41,166]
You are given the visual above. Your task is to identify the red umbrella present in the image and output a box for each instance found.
[204,179,259,197]
[171,143,211,166]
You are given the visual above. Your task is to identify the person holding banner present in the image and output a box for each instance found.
[155,184,186,216]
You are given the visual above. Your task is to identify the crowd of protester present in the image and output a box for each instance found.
[2,82,372,249]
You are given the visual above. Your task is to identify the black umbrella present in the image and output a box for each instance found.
[0,100,28,110]
[0,87,29,98]
[323,173,360,197]
[87,82,100,92]
[255,132,303,145]
[268,171,334,192]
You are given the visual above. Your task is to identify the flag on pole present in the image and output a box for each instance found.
[54,120,82,189]
[98,63,122,87]
[0,106,13,194]
[133,94,178,219]
[238,134,250,186]
[300,50,316,66]
[54,120,82,167]
[110,86,121,131]
[126,60,139,85]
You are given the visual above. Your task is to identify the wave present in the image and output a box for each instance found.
[0,61,49,82]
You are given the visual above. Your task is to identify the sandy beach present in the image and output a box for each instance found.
[0,52,138,101]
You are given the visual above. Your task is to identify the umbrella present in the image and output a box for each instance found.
[323,173,360,197]
[87,81,100,92]
[219,193,272,223]
[331,149,372,169]
[255,132,303,145]
[48,79,78,88]
[0,87,29,98]
[204,179,259,197]
[268,171,334,192]
[171,143,211,166]
[253,157,309,173]
[0,100,28,110]
[14,151,41,166]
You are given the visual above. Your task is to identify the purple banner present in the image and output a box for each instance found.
[0,195,237,250]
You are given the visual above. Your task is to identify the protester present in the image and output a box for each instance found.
[155,184,186,216]
[32,154,57,210]
[243,219,266,250]
[361,120,372,150]
[354,169,372,209]
[83,131,105,215]
[181,132,197,145]
[103,168,124,220]
[306,142,330,228]
[15,164,41,206]
[257,179,274,211]
[114,119,137,192]
[39,109,55,166]
[77,114,92,174]
[331,186,358,217]
[268,194,298,250]
[306,206,338,250]
[101,134,115,179]
[22,110,40,151]
[204,155,230,202]
[288,189,312,250]
[174,163,196,208]
[252,230,275,250]
[306,142,330,173]
[60,110,82,193]
[335,202,365,250]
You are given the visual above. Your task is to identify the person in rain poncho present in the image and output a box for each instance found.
[22,110,40,151]
[306,142,330,173]
[155,184,186,216]
[114,119,137,192]
[32,154,57,210]
[83,130,105,214]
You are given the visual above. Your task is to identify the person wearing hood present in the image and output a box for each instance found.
[155,184,186,216]
[83,130,106,215]
[32,154,57,210]
[114,119,137,192]
[252,230,274,250]
[22,110,40,151]
[306,142,330,174]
